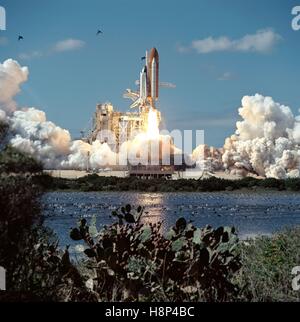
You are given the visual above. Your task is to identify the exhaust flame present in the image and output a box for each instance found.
[146,108,159,140]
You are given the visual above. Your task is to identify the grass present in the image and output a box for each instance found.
[236,228,300,302]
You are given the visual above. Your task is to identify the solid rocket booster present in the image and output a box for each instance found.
[151,59,157,101]
[140,66,147,103]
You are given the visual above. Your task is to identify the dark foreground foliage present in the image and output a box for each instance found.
[0,175,41,272]
[0,122,8,143]
[0,145,43,174]
[70,205,241,301]
[0,175,95,302]
[37,173,300,192]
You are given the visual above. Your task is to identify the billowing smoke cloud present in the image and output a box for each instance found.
[62,140,117,170]
[192,145,223,172]
[2,105,121,170]
[0,59,28,114]
[222,94,300,178]
[9,108,72,169]
[1,58,300,179]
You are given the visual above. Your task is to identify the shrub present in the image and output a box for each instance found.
[70,205,241,302]
[0,175,93,302]
[285,178,300,191]
[236,228,300,302]
[0,121,8,143]
[0,145,43,174]
[2,227,92,302]
[259,178,285,190]
[0,175,41,259]
[237,177,260,188]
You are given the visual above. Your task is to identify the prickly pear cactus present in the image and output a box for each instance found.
[70,205,241,301]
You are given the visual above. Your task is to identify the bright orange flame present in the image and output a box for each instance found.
[146,108,159,140]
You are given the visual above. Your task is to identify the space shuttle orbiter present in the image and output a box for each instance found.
[125,48,159,109]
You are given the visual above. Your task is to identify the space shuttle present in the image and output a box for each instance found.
[128,48,159,109]
[147,48,159,107]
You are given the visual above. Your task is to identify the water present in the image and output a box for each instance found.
[42,191,300,251]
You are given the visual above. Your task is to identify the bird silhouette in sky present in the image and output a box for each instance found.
[18,35,24,41]
[96,30,103,35]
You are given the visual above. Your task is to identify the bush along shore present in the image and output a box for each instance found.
[34,173,300,193]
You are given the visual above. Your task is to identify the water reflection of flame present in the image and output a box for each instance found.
[135,193,166,230]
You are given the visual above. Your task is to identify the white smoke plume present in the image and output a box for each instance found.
[62,140,117,170]
[0,59,28,114]
[222,94,300,178]
[192,145,224,172]
[9,108,72,169]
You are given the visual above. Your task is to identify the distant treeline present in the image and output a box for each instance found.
[34,174,300,192]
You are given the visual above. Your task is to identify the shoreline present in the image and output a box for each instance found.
[34,172,300,193]
[44,169,255,181]
[44,188,300,194]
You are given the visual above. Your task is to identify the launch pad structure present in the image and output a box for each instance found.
[88,102,161,152]
[87,48,176,178]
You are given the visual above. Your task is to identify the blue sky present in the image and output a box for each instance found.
[0,0,300,147]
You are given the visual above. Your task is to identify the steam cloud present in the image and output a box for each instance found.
[0,59,28,114]
[222,94,300,178]
[1,58,300,179]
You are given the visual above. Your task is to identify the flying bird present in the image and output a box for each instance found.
[141,56,146,61]
[96,30,103,35]
[18,35,24,41]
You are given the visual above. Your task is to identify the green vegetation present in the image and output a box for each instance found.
[0,122,8,142]
[70,206,241,301]
[0,175,41,283]
[0,135,91,301]
[0,176,93,302]
[0,145,43,174]
[236,228,300,302]
[68,209,300,302]
[36,173,300,192]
